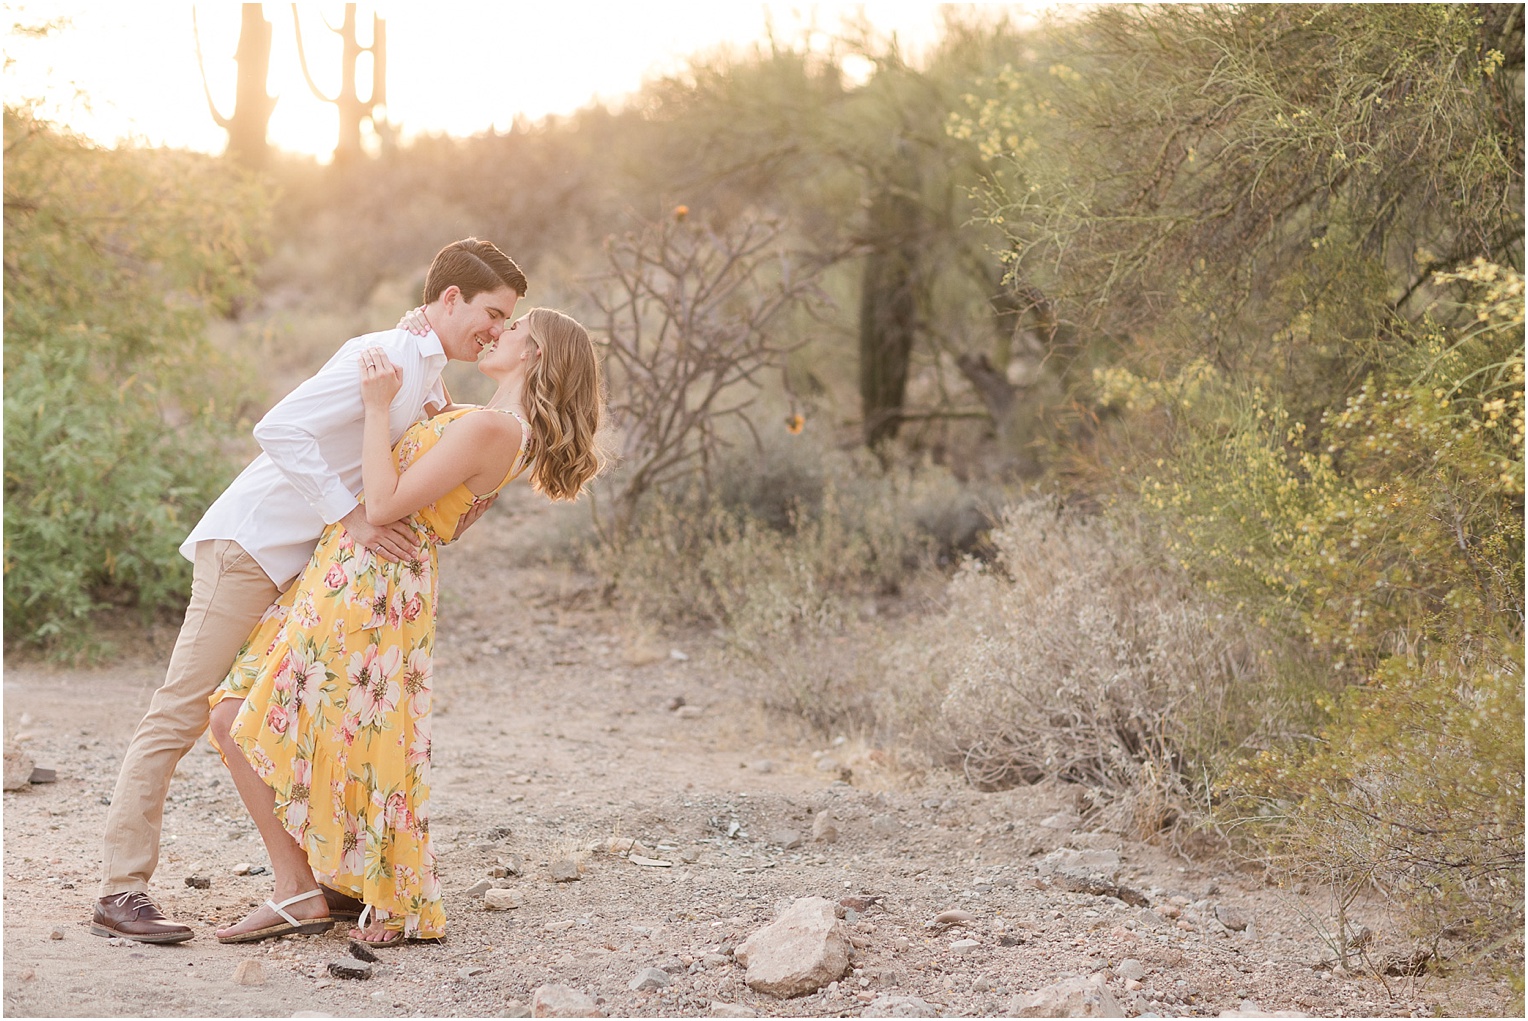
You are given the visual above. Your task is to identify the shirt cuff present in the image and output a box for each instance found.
[317,486,361,525]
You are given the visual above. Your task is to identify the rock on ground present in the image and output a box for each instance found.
[734,896,852,998]
[3,749,36,791]
[628,967,671,992]
[1007,974,1125,1018]
[531,983,602,1018]
[232,959,266,986]
[811,812,839,844]
[484,887,523,909]
[1216,904,1250,931]
[1219,1002,1311,1018]
[864,994,938,1017]
[1037,848,1129,897]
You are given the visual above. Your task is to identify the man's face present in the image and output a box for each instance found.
[436,285,520,361]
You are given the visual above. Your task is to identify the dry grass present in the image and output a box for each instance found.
[885,500,1270,839]
[604,463,1275,844]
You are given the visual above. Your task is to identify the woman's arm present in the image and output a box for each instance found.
[360,349,520,525]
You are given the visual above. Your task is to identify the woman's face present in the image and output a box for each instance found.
[478,314,539,374]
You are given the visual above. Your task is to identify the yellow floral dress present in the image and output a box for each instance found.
[211,407,530,939]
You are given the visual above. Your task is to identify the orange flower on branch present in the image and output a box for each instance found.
[785,414,805,435]
[673,205,689,222]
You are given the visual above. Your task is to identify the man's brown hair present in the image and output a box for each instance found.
[423,238,527,303]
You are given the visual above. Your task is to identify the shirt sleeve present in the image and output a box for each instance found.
[251,345,369,525]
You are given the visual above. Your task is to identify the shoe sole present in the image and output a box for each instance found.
[90,922,195,944]
[347,931,445,950]
[215,918,335,944]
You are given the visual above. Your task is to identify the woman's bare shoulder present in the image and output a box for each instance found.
[442,407,523,448]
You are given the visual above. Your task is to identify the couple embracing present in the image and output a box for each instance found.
[92,239,606,948]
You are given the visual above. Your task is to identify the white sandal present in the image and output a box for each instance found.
[216,888,335,943]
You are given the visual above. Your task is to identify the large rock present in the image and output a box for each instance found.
[1215,904,1250,931]
[3,750,35,791]
[484,888,523,910]
[531,984,602,1018]
[811,812,839,844]
[1006,975,1124,1017]
[233,959,266,986]
[734,896,851,998]
[628,967,671,992]
[1037,849,1131,898]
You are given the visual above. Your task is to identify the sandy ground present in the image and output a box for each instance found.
[2,508,1513,1019]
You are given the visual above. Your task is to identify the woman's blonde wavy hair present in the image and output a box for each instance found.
[520,308,607,500]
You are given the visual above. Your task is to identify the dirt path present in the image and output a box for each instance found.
[1,512,1498,1018]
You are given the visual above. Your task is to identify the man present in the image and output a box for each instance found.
[92,238,526,943]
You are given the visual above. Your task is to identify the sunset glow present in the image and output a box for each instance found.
[2,2,973,161]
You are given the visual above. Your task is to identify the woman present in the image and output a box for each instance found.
[207,307,604,946]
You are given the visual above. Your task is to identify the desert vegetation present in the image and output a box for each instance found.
[4,3,1521,1001]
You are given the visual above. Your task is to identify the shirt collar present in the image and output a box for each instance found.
[414,329,447,364]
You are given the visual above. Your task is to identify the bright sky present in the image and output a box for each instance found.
[1,2,1035,161]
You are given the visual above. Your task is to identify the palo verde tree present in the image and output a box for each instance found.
[960,2,1525,968]
[3,106,269,652]
[963,3,1523,408]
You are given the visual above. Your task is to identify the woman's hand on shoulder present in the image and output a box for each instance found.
[359,346,402,411]
[397,306,430,336]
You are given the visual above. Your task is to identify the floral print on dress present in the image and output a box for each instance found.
[211,407,531,939]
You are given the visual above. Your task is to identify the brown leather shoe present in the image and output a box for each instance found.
[92,892,194,943]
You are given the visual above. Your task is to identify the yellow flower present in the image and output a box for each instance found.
[674,205,689,222]
[785,414,805,435]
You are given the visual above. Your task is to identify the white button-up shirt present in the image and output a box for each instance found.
[182,328,449,588]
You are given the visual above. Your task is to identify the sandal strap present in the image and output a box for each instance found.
[267,888,325,928]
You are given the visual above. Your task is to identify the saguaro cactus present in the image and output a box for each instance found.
[194,4,275,170]
[293,3,387,165]
[857,145,924,449]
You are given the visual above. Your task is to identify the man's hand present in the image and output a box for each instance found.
[340,506,419,563]
[454,493,498,538]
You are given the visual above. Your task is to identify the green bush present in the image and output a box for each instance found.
[3,107,269,651]
[1129,266,1525,967]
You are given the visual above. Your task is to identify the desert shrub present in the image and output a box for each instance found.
[1235,643,1522,975]
[603,440,995,733]
[607,445,948,627]
[954,0,1523,973]
[3,107,268,650]
[880,500,1277,839]
[584,210,829,541]
[1154,266,1525,967]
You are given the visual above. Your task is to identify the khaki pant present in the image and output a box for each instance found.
[98,539,278,897]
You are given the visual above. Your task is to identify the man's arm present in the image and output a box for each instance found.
[251,353,368,525]
[252,341,419,560]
